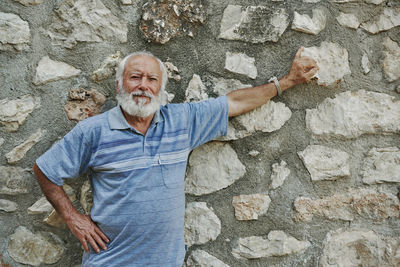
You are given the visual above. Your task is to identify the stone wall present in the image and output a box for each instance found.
[0,0,400,266]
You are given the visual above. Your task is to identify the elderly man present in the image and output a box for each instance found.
[33,48,317,266]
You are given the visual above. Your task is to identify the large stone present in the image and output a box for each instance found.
[0,12,30,51]
[361,53,371,74]
[64,88,106,122]
[184,202,221,247]
[185,74,208,102]
[232,193,271,220]
[0,166,29,195]
[292,9,326,35]
[140,0,206,44]
[212,77,251,96]
[187,250,230,267]
[302,42,351,87]
[382,37,400,82]
[293,188,400,222]
[27,196,53,215]
[0,199,18,212]
[319,228,400,267]
[80,180,93,215]
[232,231,310,259]
[306,90,400,138]
[8,226,64,266]
[298,145,350,181]
[164,61,181,81]
[91,51,122,83]
[225,52,257,79]
[336,12,360,29]
[13,0,44,6]
[0,95,40,132]
[5,129,46,164]
[33,56,81,85]
[361,147,400,184]
[360,8,400,34]
[219,5,289,43]
[185,142,246,195]
[270,160,290,189]
[47,0,127,48]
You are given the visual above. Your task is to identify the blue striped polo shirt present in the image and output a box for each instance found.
[36,96,228,266]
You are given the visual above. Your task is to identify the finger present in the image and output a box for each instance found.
[81,238,90,253]
[92,232,107,251]
[94,226,110,243]
[295,47,304,58]
[87,235,101,253]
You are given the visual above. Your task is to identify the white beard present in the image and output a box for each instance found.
[116,87,161,118]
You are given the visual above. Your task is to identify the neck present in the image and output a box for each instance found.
[121,108,155,135]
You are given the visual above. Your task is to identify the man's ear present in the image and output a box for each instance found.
[116,81,120,94]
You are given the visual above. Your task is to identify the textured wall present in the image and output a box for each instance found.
[0,0,400,266]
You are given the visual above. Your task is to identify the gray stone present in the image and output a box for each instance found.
[320,228,400,267]
[0,166,29,195]
[92,51,122,83]
[292,9,327,35]
[248,150,260,157]
[232,193,271,220]
[0,138,4,155]
[140,0,206,44]
[225,52,257,79]
[361,147,400,184]
[184,202,221,247]
[27,196,53,215]
[382,37,400,82]
[121,0,132,4]
[185,74,208,102]
[8,226,64,266]
[187,250,230,267]
[0,12,30,51]
[64,88,106,122]
[362,53,371,74]
[0,95,40,132]
[306,90,400,138]
[232,231,310,259]
[302,42,351,87]
[185,142,246,196]
[219,5,289,43]
[212,77,251,96]
[270,160,290,189]
[336,12,360,29]
[80,180,93,215]
[298,145,350,181]
[293,188,400,222]
[164,61,181,81]
[5,129,46,164]
[47,0,127,48]
[33,56,81,85]
[361,8,400,34]
[0,199,18,212]
[13,0,44,6]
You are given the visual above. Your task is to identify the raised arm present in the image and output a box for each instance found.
[226,47,318,117]
[33,163,109,253]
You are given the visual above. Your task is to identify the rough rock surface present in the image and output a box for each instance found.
[33,56,81,85]
[293,188,400,222]
[232,194,271,220]
[5,129,45,164]
[360,8,400,34]
[306,90,400,138]
[0,95,40,132]
[27,196,53,215]
[270,160,290,189]
[0,199,18,212]
[336,12,360,29]
[185,142,246,195]
[302,42,351,86]
[7,226,64,266]
[47,0,127,48]
[185,74,208,102]
[140,0,206,44]
[319,228,400,267]
[92,51,122,83]
[232,231,310,259]
[0,166,29,195]
[298,145,350,181]
[382,37,400,82]
[164,61,181,81]
[225,52,257,79]
[219,5,289,43]
[80,180,93,215]
[291,9,326,35]
[13,0,44,6]
[184,202,221,247]
[64,88,106,122]
[361,147,400,184]
[0,12,30,51]
[187,250,230,267]
[361,53,371,74]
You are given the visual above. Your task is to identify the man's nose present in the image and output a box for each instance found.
[138,77,149,89]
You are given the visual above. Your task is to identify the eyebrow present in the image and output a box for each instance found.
[129,71,160,77]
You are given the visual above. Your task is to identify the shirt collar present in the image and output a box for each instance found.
[108,105,163,130]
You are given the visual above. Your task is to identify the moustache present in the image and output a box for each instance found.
[130,91,154,99]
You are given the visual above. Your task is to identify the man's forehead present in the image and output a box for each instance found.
[124,55,161,74]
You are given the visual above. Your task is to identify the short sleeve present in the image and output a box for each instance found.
[186,96,229,149]
[36,123,92,186]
